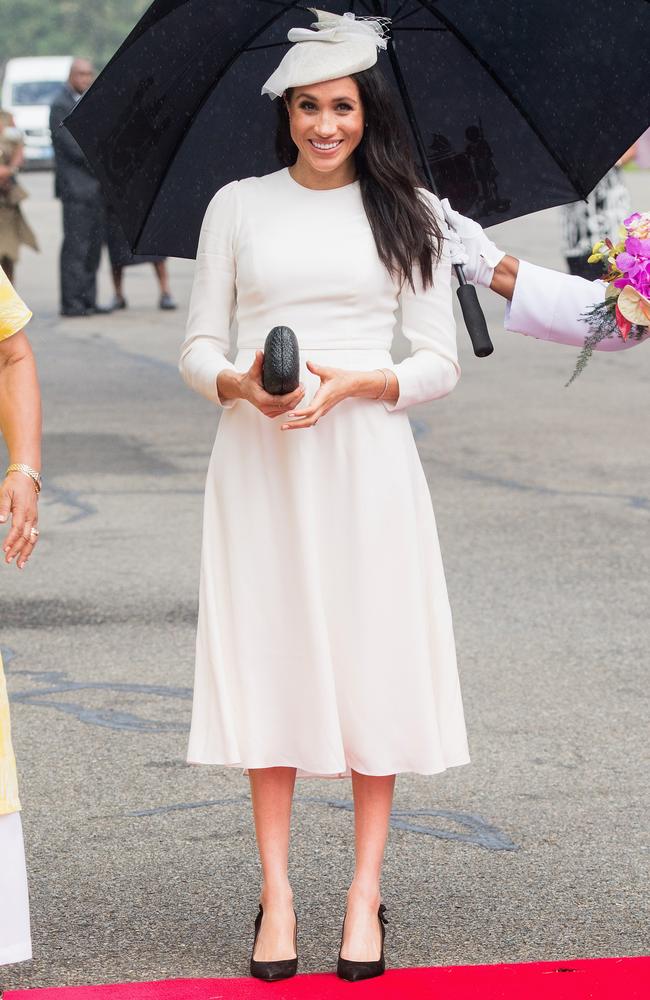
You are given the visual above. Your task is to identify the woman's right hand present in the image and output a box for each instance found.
[218,350,305,417]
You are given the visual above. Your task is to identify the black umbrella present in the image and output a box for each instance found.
[63,0,650,356]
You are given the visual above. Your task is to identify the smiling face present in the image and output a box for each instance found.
[285,77,364,180]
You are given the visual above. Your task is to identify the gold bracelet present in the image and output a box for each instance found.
[374,368,390,400]
[6,463,42,494]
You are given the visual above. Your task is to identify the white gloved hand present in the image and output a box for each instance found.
[444,222,469,268]
[441,198,506,288]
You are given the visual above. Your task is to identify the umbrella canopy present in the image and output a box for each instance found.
[63,0,650,259]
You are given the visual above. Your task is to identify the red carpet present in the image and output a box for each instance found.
[5,956,649,1000]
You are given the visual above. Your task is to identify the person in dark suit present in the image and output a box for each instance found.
[49,59,110,317]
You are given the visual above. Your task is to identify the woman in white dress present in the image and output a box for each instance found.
[0,265,41,982]
[179,11,469,982]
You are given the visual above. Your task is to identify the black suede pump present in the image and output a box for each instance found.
[250,904,298,982]
[337,903,388,982]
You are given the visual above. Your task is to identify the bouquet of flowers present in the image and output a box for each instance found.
[567,211,650,384]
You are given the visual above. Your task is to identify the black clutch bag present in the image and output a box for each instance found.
[262,326,300,395]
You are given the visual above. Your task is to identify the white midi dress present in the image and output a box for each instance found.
[180,167,470,779]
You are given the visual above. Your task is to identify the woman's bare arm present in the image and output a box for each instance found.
[0,330,42,568]
[489,255,520,300]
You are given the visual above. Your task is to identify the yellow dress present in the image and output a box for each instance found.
[0,265,32,342]
[0,264,31,815]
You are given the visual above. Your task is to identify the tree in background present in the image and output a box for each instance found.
[0,0,150,69]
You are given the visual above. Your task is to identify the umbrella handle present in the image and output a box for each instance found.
[454,264,494,358]
[385,38,494,360]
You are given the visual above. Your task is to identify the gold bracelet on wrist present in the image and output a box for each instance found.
[374,368,390,400]
[6,463,42,494]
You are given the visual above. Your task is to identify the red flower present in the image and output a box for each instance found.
[615,302,632,340]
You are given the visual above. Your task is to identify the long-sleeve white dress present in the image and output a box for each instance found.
[179,167,470,779]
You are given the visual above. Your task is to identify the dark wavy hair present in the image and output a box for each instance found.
[276,65,443,291]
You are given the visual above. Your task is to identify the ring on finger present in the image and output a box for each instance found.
[30,527,40,538]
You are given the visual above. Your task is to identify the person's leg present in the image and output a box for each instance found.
[248,766,297,961]
[112,265,124,298]
[82,199,104,310]
[60,199,89,314]
[341,771,395,961]
[154,260,177,309]
[110,264,128,309]
[60,198,105,313]
[153,260,170,295]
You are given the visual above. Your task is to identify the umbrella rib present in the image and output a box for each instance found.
[416,0,589,200]
[131,0,306,252]
[245,41,291,51]
[392,3,423,25]
[389,0,411,18]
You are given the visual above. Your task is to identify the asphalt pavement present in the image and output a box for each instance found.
[1,170,648,990]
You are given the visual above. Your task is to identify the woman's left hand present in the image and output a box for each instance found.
[281,360,358,430]
[0,472,39,569]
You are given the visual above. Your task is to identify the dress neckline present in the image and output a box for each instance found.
[283,167,360,194]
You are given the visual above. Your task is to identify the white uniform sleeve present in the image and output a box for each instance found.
[504,259,649,352]
[179,181,240,408]
[384,192,460,412]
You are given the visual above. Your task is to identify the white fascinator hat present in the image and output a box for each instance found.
[261,8,390,100]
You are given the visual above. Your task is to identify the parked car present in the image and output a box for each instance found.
[1,56,73,168]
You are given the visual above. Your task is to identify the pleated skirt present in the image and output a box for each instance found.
[187,347,470,778]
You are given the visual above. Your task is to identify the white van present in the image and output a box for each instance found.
[1,56,73,166]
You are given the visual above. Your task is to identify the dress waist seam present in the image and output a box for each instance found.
[236,344,392,352]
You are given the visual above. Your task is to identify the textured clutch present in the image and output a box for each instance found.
[262,325,300,395]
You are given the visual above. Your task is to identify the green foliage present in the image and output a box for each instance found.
[565,299,645,386]
[0,0,151,70]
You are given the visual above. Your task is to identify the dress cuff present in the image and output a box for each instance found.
[192,356,239,409]
[504,260,554,341]
[380,357,460,412]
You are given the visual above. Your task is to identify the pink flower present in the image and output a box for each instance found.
[616,251,637,272]
[626,236,650,258]
[614,239,650,298]
[625,212,650,240]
